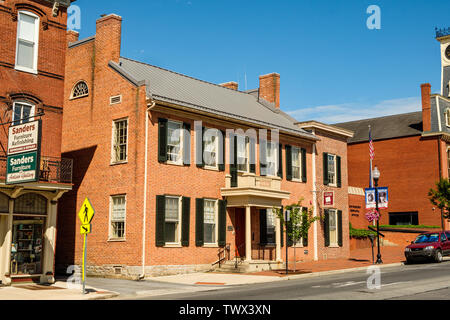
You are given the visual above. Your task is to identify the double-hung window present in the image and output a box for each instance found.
[203,128,218,168]
[12,101,34,126]
[266,209,276,244]
[112,119,128,163]
[110,196,126,239]
[16,11,39,73]
[167,120,183,164]
[292,147,302,181]
[266,142,278,177]
[327,154,337,186]
[237,135,249,172]
[204,199,217,245]
[165,196,181,244]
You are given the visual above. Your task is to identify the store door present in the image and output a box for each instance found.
[234,208,246,258]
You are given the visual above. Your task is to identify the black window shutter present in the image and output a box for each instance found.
[302,207,308,247]
[301,148,307,183]
[195,198,204,246]
[218,200,227,247]
[260,139,267,176]
[249,137,256,174]
[196,126,204,168]
[183,123,191,166]
[285,145,292,181]
[280,206,284,247]
[323,152,329,185]
[324,209,330,247]
[218,130,226,171]
[230,134,238,187]
[338,210,343,247]
[181,197,190,247]
[158,118,168,163]
[277,144,283,178]
[337,156,342,188]
[259,209,267,245]
[155,195,166,247]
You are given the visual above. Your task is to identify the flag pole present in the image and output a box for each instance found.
[369,125,374,188]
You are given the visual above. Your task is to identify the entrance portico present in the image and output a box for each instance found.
[221,173,290,262]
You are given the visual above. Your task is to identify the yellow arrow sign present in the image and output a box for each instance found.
[80,224,91,235]
[78,198,95,225]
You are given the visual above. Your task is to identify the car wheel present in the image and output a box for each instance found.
[405,258,414,265]
[435,250,443,263]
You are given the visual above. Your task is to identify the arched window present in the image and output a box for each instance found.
[70,81,89,99]
[12,100,35,125]
[14,193,47,215]
[445,108,450,127]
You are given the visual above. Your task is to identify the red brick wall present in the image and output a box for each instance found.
[348,194,367,229]
[347,135,442,227]
[0,0,68,158]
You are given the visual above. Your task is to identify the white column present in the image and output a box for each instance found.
[245,206,251,261]
[41,200,57,284]
[275,215,281,262]
[1,199,14,285]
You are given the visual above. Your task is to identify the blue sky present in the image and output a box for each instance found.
[69,0,449,123]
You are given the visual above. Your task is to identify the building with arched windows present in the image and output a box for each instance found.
[0,0,74,285]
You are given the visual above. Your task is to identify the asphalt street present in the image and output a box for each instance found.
[84,260,450,300]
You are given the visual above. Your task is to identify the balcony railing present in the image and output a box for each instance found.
[0,155,73,184]
[225,173,282,190]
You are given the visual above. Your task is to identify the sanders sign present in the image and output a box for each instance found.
[8,120,40,155]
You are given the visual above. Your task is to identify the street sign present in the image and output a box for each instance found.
[6,151,40,184]
[80,224,91,235]
[78,198,95,225]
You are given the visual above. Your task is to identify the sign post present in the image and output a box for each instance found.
[78,198,95,294]
[285,210,290,275]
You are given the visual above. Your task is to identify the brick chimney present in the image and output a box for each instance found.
[259,73,280,108]
[421,83,431,132]
[95,14,122,68]
[220,81,238,90]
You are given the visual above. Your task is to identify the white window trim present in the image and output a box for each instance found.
[110,95,122,105]
[265,141,279,178]
[70,81,89,100]
[12,100,35,125]
[291,147,303,182]
[167,120,184,166]
[445,108,450,127]
[108,195,127,241]
[328,154,337,187]
[203,199,218,246]
[237,135,250,173]
[203,127,219,170]
[164,196,182,246]
[111,118,129,165]
[328,209,339,246]
[15,11,39,75]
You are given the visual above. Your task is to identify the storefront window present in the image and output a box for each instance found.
[11,217,45,275]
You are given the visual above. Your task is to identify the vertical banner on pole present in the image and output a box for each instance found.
[78,198,95,295]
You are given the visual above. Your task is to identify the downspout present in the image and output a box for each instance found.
[437,136,444,231]
[139,99,156,280]
[312,129,318,261]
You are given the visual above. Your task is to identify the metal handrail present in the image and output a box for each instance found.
[234,243,245,269]
[215,243,231,268]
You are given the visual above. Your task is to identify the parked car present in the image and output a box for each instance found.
[405,231,450,264]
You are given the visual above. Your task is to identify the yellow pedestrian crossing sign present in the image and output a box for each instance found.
[78,198,95,225]
[80,224,91,234]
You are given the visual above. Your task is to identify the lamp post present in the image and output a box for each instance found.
[373,166,383,264]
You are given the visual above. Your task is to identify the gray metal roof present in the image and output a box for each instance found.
[335,111,423,144]
[115,57,317,139]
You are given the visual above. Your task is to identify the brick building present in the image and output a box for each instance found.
[337,29,450,230]
[56,14,353,278]
[0,0,73,285]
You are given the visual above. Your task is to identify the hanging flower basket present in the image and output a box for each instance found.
[365,209,380,223]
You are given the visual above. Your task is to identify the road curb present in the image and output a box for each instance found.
[86,291,120,300]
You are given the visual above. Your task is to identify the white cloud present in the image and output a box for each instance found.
[287,97,421,124]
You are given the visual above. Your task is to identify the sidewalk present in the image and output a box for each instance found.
[0,281,119,300]
[148,246,406,286]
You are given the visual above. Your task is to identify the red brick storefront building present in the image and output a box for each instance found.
[0,0,73,285]
[56,14,353,278]
[338,30,450,230]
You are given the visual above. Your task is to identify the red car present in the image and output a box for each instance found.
[404,231,450,264]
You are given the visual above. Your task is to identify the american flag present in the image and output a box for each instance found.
[369,127,375,160]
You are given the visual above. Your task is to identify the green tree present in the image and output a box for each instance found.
[428,178,450,220]
[273,198,320,272]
